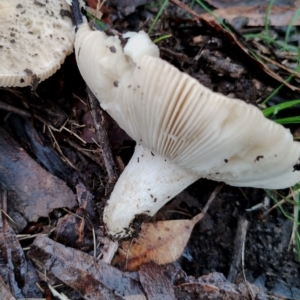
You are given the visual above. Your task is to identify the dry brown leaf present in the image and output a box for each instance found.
[113,184,223,271]
[0,276,16,300]
[171,0,300,92]
[201,6,300,27]
[113,219,195,271]
[204,0,295,8]
[138,263,176,300]
[175,272,250,299]
[0,190,42,299]
[28,235,146,300]
[0,127,76,229]
[202,19,300,92]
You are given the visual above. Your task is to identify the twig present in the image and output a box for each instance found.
[242,229,255,300]
[262,198,286,217]
[86,87,118,195]
[170,0,202,19]
[46,125,78,171]
[44,118,87,145]
[227,217,249,282]
[93,227,97,258]
[0,101,31,118]
[70,0,83,29]
[193,183,224,223]
[258,52,300,79]
[70,0,131,195]
[65,139,104,167]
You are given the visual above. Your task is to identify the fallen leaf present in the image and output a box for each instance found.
[109,0,148,15]
[53,212,94,251]
[138,263,176,300]
[113,219,196,271]
[174,272,250,300]
[170,0,300,92]
[113,184,223,271]
[200,18,300,92]
[0,276,16,300]
[204,0,295,8]
[9,115,77,187]
[0,190,42,299]
[53,183,98,252]
[28,235,146,300]
[201,6,300,27]
[0,127,76,230]
[76,182,98,223]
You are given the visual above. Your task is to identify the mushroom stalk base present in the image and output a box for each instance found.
[103,144,200,238]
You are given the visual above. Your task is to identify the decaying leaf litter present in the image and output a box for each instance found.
[1,0,300,299]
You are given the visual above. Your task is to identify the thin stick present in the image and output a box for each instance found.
[193,183,224,224]
[87,87,118,195]
[242,233,255,300]
[0,101,31,118]
[70,0,83,29]
[170,0,202,19]
[228,217,249,282]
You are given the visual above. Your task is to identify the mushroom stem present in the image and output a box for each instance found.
[103,144,199,238]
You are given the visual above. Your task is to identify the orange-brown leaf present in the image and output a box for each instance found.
[113,219,195,271]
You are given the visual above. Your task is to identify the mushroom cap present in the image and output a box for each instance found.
[75,25,300,189]
[0,0,74,87]
[123,31,159,64]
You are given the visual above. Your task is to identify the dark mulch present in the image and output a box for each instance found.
[1,1,300,299]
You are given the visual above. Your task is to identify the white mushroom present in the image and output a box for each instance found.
[0,0,74,87]
[75,24,300,238]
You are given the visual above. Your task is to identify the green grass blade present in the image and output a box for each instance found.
[148,0,169,35]
[193,0,232,31]
[153,33,172,44]
[284,7,300,49]
[263,99,300,117]
[265,190,300,225]
[264,0,275,44]
[86,11,107,30]
[292,189,300,262]
[261,74,294,105]
[272,116,300,124]
[296,233,300,262]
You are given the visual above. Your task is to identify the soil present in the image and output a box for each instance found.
[1,1,300,299]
